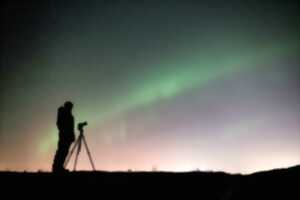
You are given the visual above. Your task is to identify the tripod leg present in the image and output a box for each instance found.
[73,139,82,171]
[64,138,79,168]
[82,135,96,171]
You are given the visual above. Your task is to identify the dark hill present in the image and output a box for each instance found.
[1,165,299,199]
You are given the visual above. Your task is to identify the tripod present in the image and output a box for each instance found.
[64,126,96,171]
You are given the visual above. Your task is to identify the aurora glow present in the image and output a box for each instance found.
[39,39,299,154]
[1,0,300,173]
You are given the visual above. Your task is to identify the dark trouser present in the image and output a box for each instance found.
[52,138,73,172]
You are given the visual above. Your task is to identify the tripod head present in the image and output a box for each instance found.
[77,121,88,132]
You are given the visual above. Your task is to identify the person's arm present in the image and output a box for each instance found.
[71,116,75,141]
[56,107,64,132]
[72,116,75,134]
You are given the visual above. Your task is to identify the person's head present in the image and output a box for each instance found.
[64,101,73,112]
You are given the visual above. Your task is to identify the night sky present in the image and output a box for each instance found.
[1,0,300,173]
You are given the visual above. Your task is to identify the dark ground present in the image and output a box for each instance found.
[1,165,299,199]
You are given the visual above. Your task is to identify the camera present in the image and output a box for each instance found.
[78,121,88,131]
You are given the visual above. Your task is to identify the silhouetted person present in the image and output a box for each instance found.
[52,101,75,172]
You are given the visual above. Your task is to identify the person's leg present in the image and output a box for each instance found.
[52,152,59,171]
[52,139,64,172]
[60,140,72,168]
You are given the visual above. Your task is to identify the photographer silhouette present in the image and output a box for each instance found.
[52,101,75,173]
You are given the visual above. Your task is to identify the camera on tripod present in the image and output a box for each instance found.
[65,120,95,171]
[77,121,88,132]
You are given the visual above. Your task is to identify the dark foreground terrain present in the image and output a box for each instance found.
[1,165,299,199]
